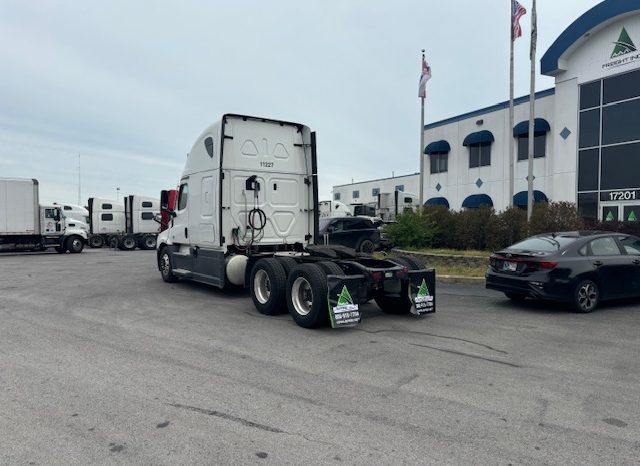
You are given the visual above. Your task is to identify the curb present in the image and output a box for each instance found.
[437,275,485,285]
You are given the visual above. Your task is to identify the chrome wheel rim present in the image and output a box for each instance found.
[360,240,374,253]
[71,239,82,251]
[291,276,313,316]
[578,283,597,311]
[161,253,171,276]
[254,269,271,304]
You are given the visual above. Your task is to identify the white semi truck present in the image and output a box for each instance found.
[157,114,435,329]
[376,191,419,223]
[0,178,87,253]
[87,196,160,250]
[318,200,352,218]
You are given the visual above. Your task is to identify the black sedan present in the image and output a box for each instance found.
[485,231,640,312]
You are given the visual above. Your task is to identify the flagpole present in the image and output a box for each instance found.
[509,1,515,209]
[527,0,537,221]
[419,49,426,208]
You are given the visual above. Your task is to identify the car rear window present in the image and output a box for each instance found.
[508,235,578,252]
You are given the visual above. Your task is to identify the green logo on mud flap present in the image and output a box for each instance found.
[417,279,430,298]
[611,27,637,58]
[337,285,354,306]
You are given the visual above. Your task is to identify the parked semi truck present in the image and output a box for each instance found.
[376,191,418,223]
[53,203,90,230]
[0,178,87,253]
[87,196,160,250]
[157,114,435,328]
[318,200,352,218]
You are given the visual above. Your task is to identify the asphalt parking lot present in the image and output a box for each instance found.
[1,248,639,465]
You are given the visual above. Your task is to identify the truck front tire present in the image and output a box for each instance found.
[286,263,329,328]
[66,236,84,254]
[250,258,287,315]
[159,248,177,283]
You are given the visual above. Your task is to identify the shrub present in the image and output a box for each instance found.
[528,201,583,235]
[385,210,438,248]
[485,207,528,251]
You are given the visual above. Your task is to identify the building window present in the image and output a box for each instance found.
[372,188,380,196]
[352,190,359,199]
[469,143,491,168]
[429,152,448,174]
[395,185,404,192]
[334,192,341,200]
[101,213,113,221]
[517,134,546,160]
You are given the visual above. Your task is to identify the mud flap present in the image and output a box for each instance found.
[326,274,367,328]
[409,269,436,315]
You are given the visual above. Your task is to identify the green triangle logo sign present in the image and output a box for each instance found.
[611,27,637,58]
[628,210,637,221]
[605,211,615,222]
[337,286,354,306]
[417,279,430,298]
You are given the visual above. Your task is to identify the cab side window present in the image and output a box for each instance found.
[178,183,189,210]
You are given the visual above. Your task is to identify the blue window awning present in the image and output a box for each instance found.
[461,194,493,209]
[513,118,551,137]
[425,197,450,208]
[463,130,494,146]
[424,140,451,154]
[513,190,548,207]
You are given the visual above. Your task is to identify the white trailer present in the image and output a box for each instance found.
[87,196,159,250]
[157,114,436,328]
[319,200,352,218]
[376,191,419,223]
[0,178,87,253]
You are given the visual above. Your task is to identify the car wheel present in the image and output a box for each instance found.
[357,239,375,254]
[159,247,177,283]
[250,258,288,315]
[572,279,599,313]
[505,292,526,302]
[286,263,329,328]
[66,235,84,253]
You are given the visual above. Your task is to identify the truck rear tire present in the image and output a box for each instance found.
[140,234,157,250]
[317,261,343,276]
[66,236,84,253]
[276,256,298,276]
[250,258,288,315]
[159,247,178,283]
[89,235,104,248]
[119,235,137,251]
[286,263,329,328]
[394,256,423,270]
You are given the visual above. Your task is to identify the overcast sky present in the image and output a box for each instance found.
[0,0,602,204]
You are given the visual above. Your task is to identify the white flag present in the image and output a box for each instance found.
[418,57,431,98]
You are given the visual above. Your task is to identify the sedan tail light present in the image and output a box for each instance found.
[526,260,557,270]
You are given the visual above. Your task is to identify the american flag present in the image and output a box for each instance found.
[512,0,527,40]
[418,57,431,98]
